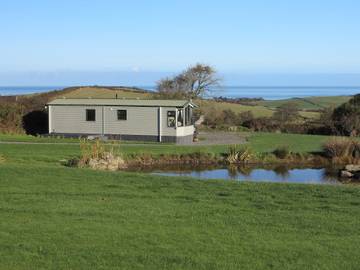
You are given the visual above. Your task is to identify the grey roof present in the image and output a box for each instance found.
[47,98,197,107]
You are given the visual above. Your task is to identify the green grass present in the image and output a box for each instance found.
[0,134,173,145]
[197,100,275,118]
[1,132,360,269]
[0,132,340,163]
[247,132,335,153]
[198,100,319,119]
[0,162,359,269]
[257,95,352,111]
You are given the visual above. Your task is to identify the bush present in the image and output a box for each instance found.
[273,146,291,159]
[242,117,280,132]
[332,94,360,136]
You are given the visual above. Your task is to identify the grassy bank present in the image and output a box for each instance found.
[0,162,359,269]
[0,132,337,167]
[0,132,347,168]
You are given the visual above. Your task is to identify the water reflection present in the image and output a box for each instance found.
[128,164,342,185]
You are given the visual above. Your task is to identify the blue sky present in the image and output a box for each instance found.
[1,0,360,85]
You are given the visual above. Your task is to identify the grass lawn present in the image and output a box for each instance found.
[247,132,334,153]
[0,162,359,269]
[0,131,338,157]
[0,132,340,167]
[1,132,359,269]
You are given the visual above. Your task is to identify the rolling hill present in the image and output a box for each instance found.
[54,86,323,119]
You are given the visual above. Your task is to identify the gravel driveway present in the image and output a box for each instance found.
[191,131,247,145]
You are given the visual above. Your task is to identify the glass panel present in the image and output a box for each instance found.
[184,106,193,126]
[86,109,96,121]
[167,111,176,127]
[177,109,183,127]
[117,110,127,120]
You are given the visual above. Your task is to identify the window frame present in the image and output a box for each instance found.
[117,109,127,121]
[86,109,96,122]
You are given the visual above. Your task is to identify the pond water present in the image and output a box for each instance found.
[129,165,343,185]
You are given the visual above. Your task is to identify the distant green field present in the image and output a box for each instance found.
[197,100,275,118]
[257,95,352,110]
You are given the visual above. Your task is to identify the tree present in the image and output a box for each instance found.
[316,107,337,134]
[157,63,220,99]
[332,94,360,136]
[273,102,300,122]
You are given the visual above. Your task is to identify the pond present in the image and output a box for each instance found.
[128,165,343,185]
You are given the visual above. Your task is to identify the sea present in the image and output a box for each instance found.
[0,86,359,100]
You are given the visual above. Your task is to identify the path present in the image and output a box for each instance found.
[192,131,247,145]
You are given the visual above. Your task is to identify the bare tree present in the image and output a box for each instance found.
[157,63,220,99]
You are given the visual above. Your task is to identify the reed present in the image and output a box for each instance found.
[79,139,120,165]
[323,137,360,164]
[226,145,254,164]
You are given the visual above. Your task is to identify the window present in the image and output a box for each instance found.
[86,109,96,121]
[117,110,127,120]
[185,106,193,126]
[167,111,176,127]
[177,109,183,127]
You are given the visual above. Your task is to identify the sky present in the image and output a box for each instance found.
[0,0,360,86]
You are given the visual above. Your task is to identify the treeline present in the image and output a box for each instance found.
[212,97,264,105]
[200,94,360,137]
[0,88,76,134]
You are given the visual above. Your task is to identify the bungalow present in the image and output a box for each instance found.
[47,98,197,144]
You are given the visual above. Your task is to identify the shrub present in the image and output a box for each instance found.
[0,154,5,163]
[226,145,254,164]
[79,139,119,165]
[242,117,280,132]
[353,141,360,159]
[323,138,353,159]
[322,138,360,163]
[273,145,291,159]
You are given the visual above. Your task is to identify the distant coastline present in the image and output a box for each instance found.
[0,85,359,100]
